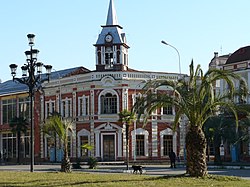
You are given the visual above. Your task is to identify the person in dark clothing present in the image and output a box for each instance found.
[169,150,176,168]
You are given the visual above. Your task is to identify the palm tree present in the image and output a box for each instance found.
[118,109,136,170]
[43,114,74,172]
[9,116,29,164]
[133,61,247,177]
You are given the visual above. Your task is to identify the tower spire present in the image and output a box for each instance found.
[94,0,129,72]
[106,0,119,26]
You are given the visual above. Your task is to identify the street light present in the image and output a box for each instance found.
[161,40,181,77]
[161,40,186,161]
[9,34,52,172]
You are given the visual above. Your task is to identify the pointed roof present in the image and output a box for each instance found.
[95,0,127,45]
[106,0,119,26]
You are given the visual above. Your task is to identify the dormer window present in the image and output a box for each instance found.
[105,47,114,68]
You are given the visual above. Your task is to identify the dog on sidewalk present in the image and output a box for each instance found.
[132,165,143,174]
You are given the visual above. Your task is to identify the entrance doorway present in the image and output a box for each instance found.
[103,135,115,161]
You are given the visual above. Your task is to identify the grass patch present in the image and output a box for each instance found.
[0,171,249,187]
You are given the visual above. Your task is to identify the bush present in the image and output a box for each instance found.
[87,156,98,169]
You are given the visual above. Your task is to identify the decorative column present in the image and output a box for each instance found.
[117,129,122,157]
[95,131,100,157]
[151,121,158,157]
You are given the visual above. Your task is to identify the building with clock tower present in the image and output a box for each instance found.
[0,0,186,163]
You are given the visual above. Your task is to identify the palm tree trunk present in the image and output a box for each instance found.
[61,139,71,172]
[126,124,129,170]
[17,132,21,164]
[186,125,207,177]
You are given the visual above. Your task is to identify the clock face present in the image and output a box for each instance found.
[105,34,113,42]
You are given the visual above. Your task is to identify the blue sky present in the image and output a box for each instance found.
[1,0,250,82]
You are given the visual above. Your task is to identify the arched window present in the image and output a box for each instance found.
[100,93,117,114]
[77,129,90,158]
[160,128,177,157]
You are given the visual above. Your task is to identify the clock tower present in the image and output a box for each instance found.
[94,0,129,71]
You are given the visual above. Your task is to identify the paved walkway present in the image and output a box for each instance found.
[0,164,250,179]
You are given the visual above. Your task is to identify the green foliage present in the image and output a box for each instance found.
[43,114,75,172]
[205,113,250,146]
[118,109,136,125]
[133,60,248,177]
[81,144,93,151]
[9,116,29,163]
[134,60,247,130]
[9,116,29,134]
[87,156,98,169]
[118,109,135,170]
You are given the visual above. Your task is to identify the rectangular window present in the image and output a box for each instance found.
[136,135,145,156]
[23,132,30,158]
[79,98,83,116]
[163,105,173,115]
[19,97,30,119]
[85,98,89,115]
[105,47,114,69]
[78,96,89,117]
[62,101,66,117]
[163,135,173,156]
[61,99,72,118]
[45,101,55,118]
[67,100,71,117]
[2,133,17,159]
[105,53,114,65]
[124,54,126,65]
[2,99,17,124]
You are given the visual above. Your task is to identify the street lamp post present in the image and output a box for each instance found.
[52,69,62,162]
[9,34,52,172]
[161,40,181,77]
[161,40,186,161]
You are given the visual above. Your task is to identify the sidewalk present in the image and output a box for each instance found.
[0,163,250,174]
[1,163,250,179]
[0,164,187,176]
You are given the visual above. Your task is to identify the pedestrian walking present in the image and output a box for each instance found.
[169,150,176,168]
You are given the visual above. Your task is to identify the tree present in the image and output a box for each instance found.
[43,114,74,172]
[205,110,250,163]
[118,109,136,170]
[9,116,29,164]
[133,61,247,177]
[204,115,235,163]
